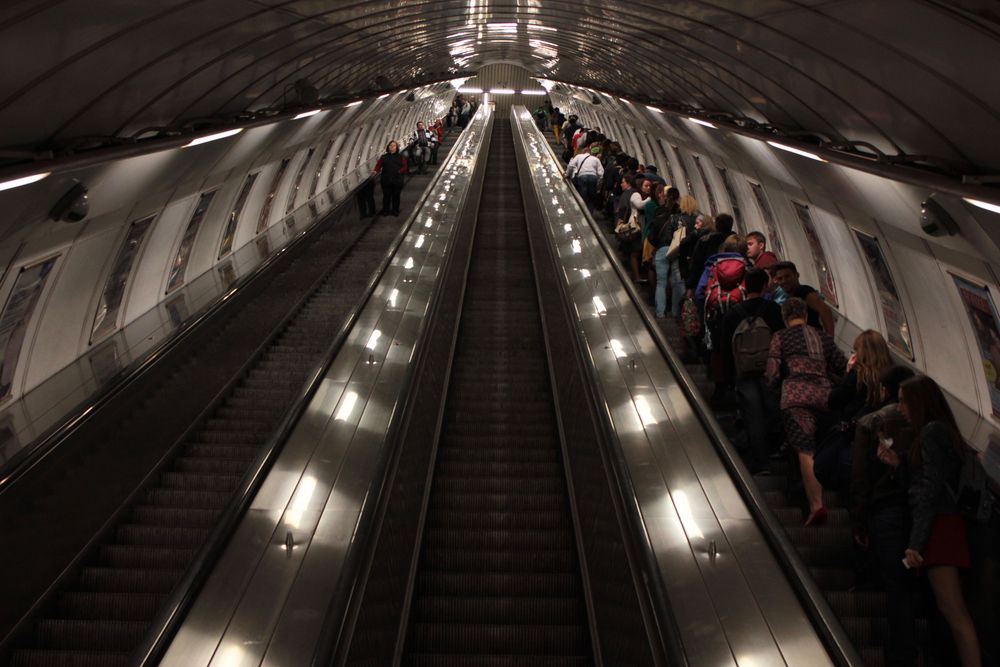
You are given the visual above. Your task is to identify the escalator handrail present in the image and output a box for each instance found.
[310,108,495,667]
[130,126,477,667]
[0,169,388,497]
[526,118,864,667]
[510,113,688,667]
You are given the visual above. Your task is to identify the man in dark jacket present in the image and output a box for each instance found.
[685,213,734,294]
[850,365,916,667]
[721,269,784,472]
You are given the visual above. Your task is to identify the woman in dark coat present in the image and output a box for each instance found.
[881,376,982,667]
[372,140,407,216]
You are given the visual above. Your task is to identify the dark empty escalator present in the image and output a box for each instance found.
[401,120,593,666]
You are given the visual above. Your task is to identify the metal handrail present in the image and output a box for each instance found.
[510,113,687,667]
[311,108,495,667]
[530,124,864,667]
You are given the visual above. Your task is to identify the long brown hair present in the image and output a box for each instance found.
[853,330,892,406]
[899,375,964,465]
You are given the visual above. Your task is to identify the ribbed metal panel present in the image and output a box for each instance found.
[461,63,548,113]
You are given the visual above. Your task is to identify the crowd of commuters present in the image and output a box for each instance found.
[546,104,988,666]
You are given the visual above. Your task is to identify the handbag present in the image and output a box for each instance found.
[642,238,655,265]
[666,225,687,260]
[614,210,641,242]
[680,298,702,337]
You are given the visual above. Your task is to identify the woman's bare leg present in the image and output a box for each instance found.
[798,451,824,514]
[927,566,981,667]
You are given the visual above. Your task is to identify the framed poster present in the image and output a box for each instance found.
[952,275,1000,418]
[0,256,60,402]
[853,229,913,358]
[747,181,786,258]
[793,203,838,308]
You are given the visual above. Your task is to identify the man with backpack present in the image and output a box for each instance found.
[722,268,785,472]
[695,234,750,403]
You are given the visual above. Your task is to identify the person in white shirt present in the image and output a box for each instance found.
[566,145,605,211]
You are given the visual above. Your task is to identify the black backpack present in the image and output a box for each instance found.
[731,309,772,376]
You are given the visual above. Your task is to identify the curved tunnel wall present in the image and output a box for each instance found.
[1,76,999,456]
[547,85,1000,450]
[0,83,453,456]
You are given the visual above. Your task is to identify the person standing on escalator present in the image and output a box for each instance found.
[372,140,407,216]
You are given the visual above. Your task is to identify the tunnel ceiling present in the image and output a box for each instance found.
[2,0,1000,174]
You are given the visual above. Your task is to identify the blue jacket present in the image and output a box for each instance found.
[695,252,747,303]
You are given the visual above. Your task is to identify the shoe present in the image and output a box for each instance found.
[804,507,827,527]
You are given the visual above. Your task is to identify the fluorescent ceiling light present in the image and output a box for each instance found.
[490,88,515,95]
[688,117,716,128]
[183,128,243,147]
[528,24,557,32]
[767,140,827,162]
[377,93,389,100]
[293,109,321,120]
[964,198,1000,215]
[619,98,631,104]
[457,87,483,94]
[646,105,663,113]
[345,100,363,107]
[450,77,469,89]
[520,90,546,95]
[535,79,555,91]
[0,171,50,192]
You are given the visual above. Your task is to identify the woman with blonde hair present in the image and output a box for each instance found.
[668,195,703,317]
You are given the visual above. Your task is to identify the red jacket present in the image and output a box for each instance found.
[753,251,778,270]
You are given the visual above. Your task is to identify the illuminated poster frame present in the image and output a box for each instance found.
[792,202,839,308]
[952,274,1000,418]
[852,229,913,358]
[0,255,60,402]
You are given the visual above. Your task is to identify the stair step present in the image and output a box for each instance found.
[55,592,167,621]
[34,619,148,651]
[407,622,589,655]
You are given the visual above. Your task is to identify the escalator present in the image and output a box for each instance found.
[2,139,458,667]
[400,120,593,665]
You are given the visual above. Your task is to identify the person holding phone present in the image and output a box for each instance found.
[849,365,917,667]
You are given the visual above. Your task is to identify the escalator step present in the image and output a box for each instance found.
[407,623,589,656]
[10,649,130,667]
[411,596,586,625]
[432,477,566,495]
[825,591,888,617]
[420,548,578,573]
[434,446,559,464]
[143,488,231,509]
[77,567,181,594]
[423,528,574,551]
[426,510,569,530]
[97,545,194,570]
[172,457,252,475]
[428,492,567,513]
[130,505,221,527]
[115,524,209,548]
[159,472,242,491]
[55,592,166,621]
[34,619,148,651]
[433,461,563,478]
[406,655,591,667]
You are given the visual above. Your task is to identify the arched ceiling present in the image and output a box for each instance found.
[1,0,999,174]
